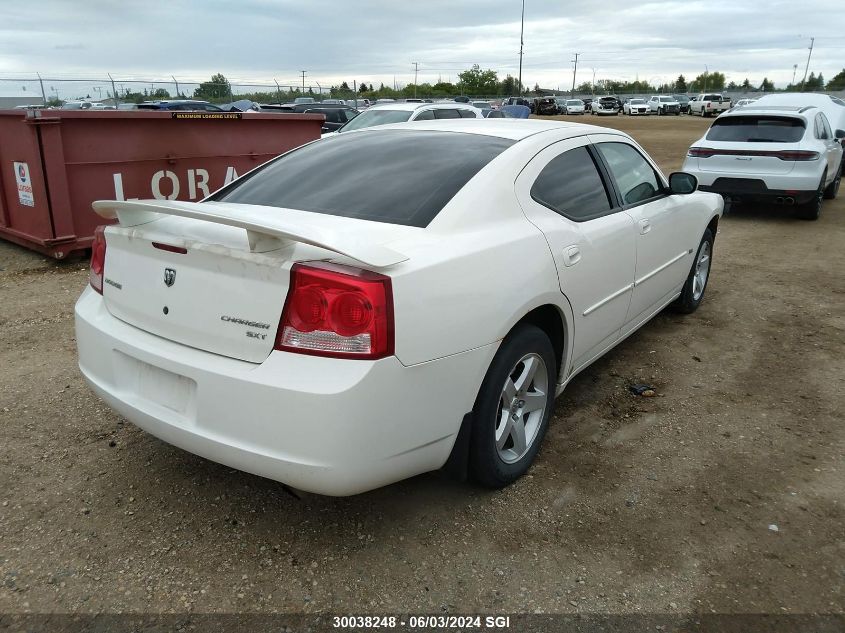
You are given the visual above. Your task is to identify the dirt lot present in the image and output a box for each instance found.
[0,114,843,617]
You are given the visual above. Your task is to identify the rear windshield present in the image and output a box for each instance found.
[209,130,514,227]
[706,116,806,143]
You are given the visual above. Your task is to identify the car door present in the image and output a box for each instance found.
[590,136,700,332]
[516,137,636,372]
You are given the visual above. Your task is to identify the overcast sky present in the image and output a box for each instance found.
[1,0,843,98]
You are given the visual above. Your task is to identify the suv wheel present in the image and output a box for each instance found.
[798,173,826,221]
[823,165,841,200]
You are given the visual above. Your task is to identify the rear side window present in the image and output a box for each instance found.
[706,116,806,143]
[459,109,477,118]
[413,109,435,120]
[210,130,514,228]
[530,146,612,221]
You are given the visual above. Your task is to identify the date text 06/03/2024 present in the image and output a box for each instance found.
[332,615,512,629]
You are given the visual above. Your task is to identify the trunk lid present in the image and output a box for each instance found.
[95,200,414,363]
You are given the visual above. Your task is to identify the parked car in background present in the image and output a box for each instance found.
[683,105,843,220]
[330,101,482,134]
[562,99,586,115]
[590,97,620,115]
[61,101,94,110]
[731,98,758,110]
[472,101,494,115]
[673,95,691,113]
[77,119,722,495]
[259,102,360,132]
[623,98,649,115]
[137,100,223,112]
[533,97,559,116]
[293,97,315,105]
[688,94,730,117]
[647,96,681,116]
[502,97,531,108]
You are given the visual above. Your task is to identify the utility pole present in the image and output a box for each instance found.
[791,64,798,86]
[570,52,580,97]
[36,72,46,105]
[800,37,814,91]
[412,62,419,98]
[172,75,181,98]
[517,0,525,96]
[300,70,307,92]
[274,79,282,104]
[108,73,118,104]
[704,65,708,92]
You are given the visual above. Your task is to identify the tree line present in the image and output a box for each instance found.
[79,67,845,105]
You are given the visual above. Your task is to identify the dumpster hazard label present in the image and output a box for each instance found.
[13,162,34,207]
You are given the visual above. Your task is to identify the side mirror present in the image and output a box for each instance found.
[669,172,698,195]
[835,129,845,139]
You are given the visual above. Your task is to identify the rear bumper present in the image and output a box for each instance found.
[695,178,817,204]
[75,288,496,495]
[684,163,822,204]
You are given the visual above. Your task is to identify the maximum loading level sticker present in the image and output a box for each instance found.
[171,112,242,119]
[13,162,34,207]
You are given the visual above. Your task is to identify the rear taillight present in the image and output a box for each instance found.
[688,147,716,158]
[276,262,394,360]
[773,150,820,162]
[89,226,106,294]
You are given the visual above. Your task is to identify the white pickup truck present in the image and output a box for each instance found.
[689,93,731,117]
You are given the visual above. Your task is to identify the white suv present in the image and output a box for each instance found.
[647,95,681,116]
[683,105,844,220]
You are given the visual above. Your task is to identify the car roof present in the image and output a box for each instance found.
[368,118,624,142]
[365,101,478,112]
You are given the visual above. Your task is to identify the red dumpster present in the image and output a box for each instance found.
[0,109,322,259]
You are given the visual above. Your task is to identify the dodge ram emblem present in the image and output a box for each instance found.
[164,268,176,287]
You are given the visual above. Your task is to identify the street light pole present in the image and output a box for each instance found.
[800,37,815,91]
[517,0,525,96]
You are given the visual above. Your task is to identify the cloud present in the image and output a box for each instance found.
[0,0,842,97]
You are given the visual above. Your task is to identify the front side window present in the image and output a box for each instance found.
[458,109,477,118]
[530,146,612,221]
[596,142,662,206]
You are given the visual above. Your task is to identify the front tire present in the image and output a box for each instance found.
[672,228,714,314]
[469,325,556,488]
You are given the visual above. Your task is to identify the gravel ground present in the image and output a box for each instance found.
[0,115,842,616]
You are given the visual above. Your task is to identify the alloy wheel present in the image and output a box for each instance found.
[495,353,549,464]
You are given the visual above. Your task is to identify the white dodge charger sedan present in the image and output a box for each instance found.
[76,120,723,495]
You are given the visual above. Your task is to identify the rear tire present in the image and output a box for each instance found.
[469,325,556,488]
[823,165,841,200]
[672,228,714,314]
[798,173,826,220]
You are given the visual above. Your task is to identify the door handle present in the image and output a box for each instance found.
[562,245,581,267]
[639,219,651,235]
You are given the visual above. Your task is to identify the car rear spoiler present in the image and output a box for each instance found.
[91,199,409,268]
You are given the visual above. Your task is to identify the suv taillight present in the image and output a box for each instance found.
[688,147,716,158]
[276,262,394,360]
[89,226,106,294]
